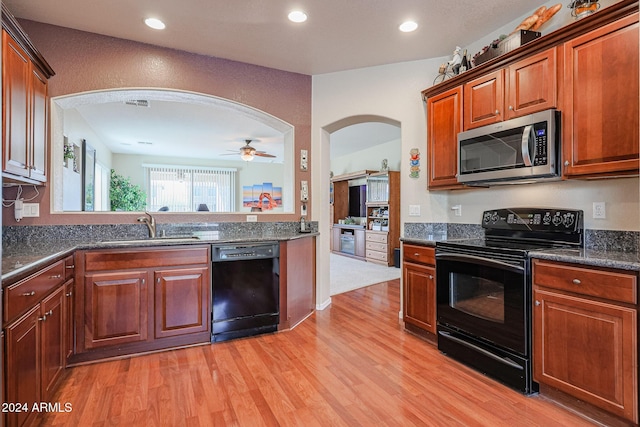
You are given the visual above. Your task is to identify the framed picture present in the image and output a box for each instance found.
[82,139,96,211]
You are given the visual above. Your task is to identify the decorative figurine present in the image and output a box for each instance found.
[449,46,463,75]
[380,158,389,172]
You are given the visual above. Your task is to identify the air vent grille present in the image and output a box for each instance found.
[124,99,150,107]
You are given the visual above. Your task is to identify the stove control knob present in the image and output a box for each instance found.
[552,214,562,226]
[542,212,552,225]
[483,212,492,223]
[563,213,575,228]
[491,212,499,222]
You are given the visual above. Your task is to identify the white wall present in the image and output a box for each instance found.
[331,138,402,176]
[311,0,638,309]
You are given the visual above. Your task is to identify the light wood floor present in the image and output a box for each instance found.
[39,279,596,426]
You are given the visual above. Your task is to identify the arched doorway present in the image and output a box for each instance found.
[320,115,402,300]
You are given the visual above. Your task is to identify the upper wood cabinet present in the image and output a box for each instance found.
[1,7,55,185]
[561,13,639,177]
[426,86,463,189]
[464,48,557,130]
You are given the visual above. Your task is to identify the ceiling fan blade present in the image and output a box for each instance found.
[255,152,276,158]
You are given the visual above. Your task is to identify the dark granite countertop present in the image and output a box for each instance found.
[400,234,448,247]
[2,231,319,285]
[529,248,640,272]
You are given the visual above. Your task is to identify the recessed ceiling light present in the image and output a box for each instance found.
[288,11,308,23]
[399,21,418,32]
[144,18,166,30]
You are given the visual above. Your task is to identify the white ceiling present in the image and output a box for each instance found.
[6,0,540,160]
[5,0,537,76]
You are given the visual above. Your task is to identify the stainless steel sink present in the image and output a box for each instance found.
[99,236,200,245]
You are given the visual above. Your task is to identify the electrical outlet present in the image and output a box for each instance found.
[452,205,462,217]
[408,204,421,216]
[22,203,40,217]
[300,180,308,201]
[301,204,307,216]
[593,202,606,219]
[246,215,258,222]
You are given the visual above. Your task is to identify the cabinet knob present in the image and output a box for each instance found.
[157,278,161,284]
[428,275,433,280]
[50,274,62,279]
[38,315,47,321]
[46,309,53,316]
[572,278,581,285]
[495,109,500,115]
[413,253,420,257]
[65,265,75,269]
[22,291,36,296]
[535,300,541,306]
[508,105,514,111]
[564,160,570,166]
[66,292,73,297]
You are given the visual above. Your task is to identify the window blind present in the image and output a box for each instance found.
[143,165,236,212]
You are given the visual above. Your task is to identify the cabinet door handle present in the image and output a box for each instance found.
[428,275,433,280]
[141,279,145,285]
[38,315,47,321]
[66,292,73,297]
[66,265,75,269]
[535,300,541,306]
[572,278,581,285]
[157,278,161,284]
[50,274,62,279]
[22,291,36,296]
[413,253,420,257]
[46,310,53,316]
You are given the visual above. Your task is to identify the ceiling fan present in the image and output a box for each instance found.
[222,139,276,161]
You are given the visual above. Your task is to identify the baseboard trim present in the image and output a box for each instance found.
[316,297,331,310]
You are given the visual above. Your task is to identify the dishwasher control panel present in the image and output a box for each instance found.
[212,242,279,262]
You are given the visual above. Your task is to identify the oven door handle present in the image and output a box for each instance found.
[438,331,524,370]
[436,253,524,273]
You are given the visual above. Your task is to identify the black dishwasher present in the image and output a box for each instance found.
[211,242,279,342]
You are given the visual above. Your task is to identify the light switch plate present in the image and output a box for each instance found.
[408,205,420,216]
[22,203,40,217]
[300,149,308,171]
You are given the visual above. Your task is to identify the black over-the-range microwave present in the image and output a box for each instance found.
[457,109,560,185]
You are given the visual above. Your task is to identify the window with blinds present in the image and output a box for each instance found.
[143,165,237,212]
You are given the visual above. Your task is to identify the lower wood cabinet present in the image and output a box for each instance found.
[5,285,65,427]
[279,237,316,330]
[532,259,638,424]
[3,258,69,427]
[74,245,211,362]
[83,270,149,349]
[154,267,209,338]
[402,244,436,336]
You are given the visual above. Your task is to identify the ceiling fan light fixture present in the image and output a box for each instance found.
[240,146,256,161]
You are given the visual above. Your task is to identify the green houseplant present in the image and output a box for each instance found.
[109,169,147,211]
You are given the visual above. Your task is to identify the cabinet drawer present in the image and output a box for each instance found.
[533,259,637,305]
[366,249,388,262]
[366,232,387,244]
[366,241,387,252]
[403,245,435,266]
[85,246,210,271]
[64,255,75,280]
[4,260,65,323]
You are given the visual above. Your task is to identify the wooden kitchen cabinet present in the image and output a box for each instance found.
[279,236,316,330]
[154,267,209,338]
[532,259,638,424]
[83,270,149,349]
[464,48,556,130]
[1,6,55,184]
[426,86,463,189]
[4,259,67,427]
[5,306,40,427]
[74,245,211,363]
[402,244,437,336]
[561,13,639,178]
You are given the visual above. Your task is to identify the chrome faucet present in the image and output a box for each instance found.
[137,212,156,238]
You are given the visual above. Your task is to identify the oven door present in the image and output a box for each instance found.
[436,252,528,355]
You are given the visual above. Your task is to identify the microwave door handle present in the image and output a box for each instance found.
[521,125,534,166]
